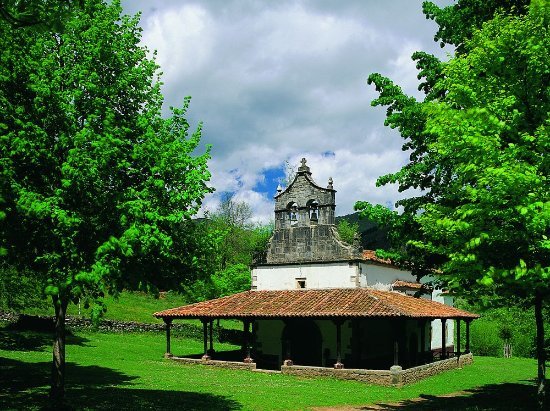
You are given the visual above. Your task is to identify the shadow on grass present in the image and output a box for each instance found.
[359,381,540,411]
[0,328,90,352]
[0,357,241,410]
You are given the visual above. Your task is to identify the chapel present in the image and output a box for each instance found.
[154,159,478,379]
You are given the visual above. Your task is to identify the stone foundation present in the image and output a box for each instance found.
[399,353,473,386]
[281,364,393,386]
[281,353,474,386]
[168,353,473,386]
[171,356,257,370]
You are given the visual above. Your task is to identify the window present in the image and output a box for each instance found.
[296,279,306,289]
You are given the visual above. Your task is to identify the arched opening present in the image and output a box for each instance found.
[306,199,319,223]
[281,320,323,366]
[287,202,298,226]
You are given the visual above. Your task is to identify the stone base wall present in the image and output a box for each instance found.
[281,364,393,386]
[167,353,474,386]
[400,353,473,386]
[281,353,474,386]
[171,356,257,371]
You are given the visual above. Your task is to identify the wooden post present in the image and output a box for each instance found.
[243,319,253,363]
[441,319,447,359]
[419,319,426,364]
[164,319,172,357]
[201,319,210,360]
[456,319,461,357]
[465,319,471,353]
[208,319,215,355]
[334,320,344,369]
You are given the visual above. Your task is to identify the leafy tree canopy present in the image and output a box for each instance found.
[357,0,548,406]
[0,0,212,403]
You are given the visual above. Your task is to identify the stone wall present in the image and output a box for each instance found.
[0,311,243,344]
[399,353,473,386]
[171,357,257,371]
[281,364,393,386]
[280,353,474,386]
[266,225,360,264]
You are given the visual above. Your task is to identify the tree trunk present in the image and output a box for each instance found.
[535,292,546,410]
[50,295,68,407]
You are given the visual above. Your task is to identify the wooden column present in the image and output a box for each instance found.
[334,319,344,369]
[208,319,215,355]
[441,319,447,359]
[201,319,210,360]
[465,319,471,353]
[243,319,253,363]
[456,319,461,357]
[419,319,426,364]
[164,319,172,357]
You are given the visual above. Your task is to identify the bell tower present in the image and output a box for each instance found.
[266,158,360,264]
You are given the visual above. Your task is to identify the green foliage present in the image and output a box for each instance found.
[336,219,360,247]
[460,303,548,358]
[0,0,84,31]
[0,0,212,307]
[359,0,549,317]
[0,0,213,400]
[211,263,251,297]
[179,195,272,302]
[360,2,549,403]
[0,265,49,312]
[423,0,529,52]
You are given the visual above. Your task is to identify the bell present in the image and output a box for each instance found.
[291,213,297,221]
[310,210,318,222]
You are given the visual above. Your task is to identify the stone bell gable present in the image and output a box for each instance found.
[266,158,361,264]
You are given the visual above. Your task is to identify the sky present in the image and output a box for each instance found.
[120,0,454,223]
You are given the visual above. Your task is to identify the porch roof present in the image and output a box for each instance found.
[153,288,479,321]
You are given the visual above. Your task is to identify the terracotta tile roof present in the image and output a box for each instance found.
[392,280,425,290]
[362,250,394,266]
[153,288,479,320]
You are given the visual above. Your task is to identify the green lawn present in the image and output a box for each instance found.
[0,326,542,410]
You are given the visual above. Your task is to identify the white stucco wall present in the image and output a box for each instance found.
[430,291,455,349]
[252,262,359,290]
[253,261,422,291]
[360,263,415,289]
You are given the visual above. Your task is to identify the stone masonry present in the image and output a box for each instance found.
[266,158,361,264]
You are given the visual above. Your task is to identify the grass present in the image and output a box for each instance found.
[0,326,543,410]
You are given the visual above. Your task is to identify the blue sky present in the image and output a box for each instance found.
[121,0,453,222]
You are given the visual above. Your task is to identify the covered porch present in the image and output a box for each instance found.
[153,288,478,382]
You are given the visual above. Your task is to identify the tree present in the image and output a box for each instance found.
[357,0,548,407]
[0,0,83,30]
[0,0,212,405]
[336,219,360,248]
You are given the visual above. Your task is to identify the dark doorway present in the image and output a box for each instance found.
[409,332,418,367]
[281,320,323,366]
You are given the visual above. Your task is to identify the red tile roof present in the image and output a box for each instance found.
[392,280,425,290]
[362,250,394,266]
[153,288,478,320]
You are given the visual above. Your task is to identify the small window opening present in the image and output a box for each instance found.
[296,279,306,289]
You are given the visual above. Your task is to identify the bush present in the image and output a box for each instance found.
[458,301,550,358]
[0,266,49,312]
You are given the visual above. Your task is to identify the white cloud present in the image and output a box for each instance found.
[121,0,453,223]
[142,5,214,83]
